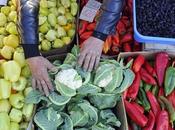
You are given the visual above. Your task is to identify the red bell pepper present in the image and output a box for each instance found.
[123,43,131,52]
[112,32,120,45]
[116,20,126,35]
[155,52,169,87]
[146,91,161,117]
[79,20,88,35]
[126,72,141,100]
[120,33,133,43]
[143,110,155,130]
[80,31,93,40]
[103,36,112,54]
[140,68,157,85]
[124,100,148,127]
[132,55,145,73]
[86,23,96,31]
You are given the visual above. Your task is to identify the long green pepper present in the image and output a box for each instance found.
[144,83,152,92]
[164,67,175,96]
[151,86,159,97]
[138,88,150,111]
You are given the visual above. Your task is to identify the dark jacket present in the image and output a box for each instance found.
[18,0,124,58]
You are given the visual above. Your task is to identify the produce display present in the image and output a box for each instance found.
[25,45,135,130]
[0,1,35,130]
[123,52,175,130]
[39,0,78,51]
[78,0,141,55]
[136,0,175,38]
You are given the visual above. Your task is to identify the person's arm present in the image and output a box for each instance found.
[18,0,55,96]
[18,0,40,58]
[93,0,124,41]
[78,0,124,71]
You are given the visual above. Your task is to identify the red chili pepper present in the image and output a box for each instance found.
[126,72,141,100]
[158,87,165,97]
[167,91,175,109]
[140,68,157,85]
[123,89,128,99]
[130,102,144,114]
[156,110,169,130]
[127,56,133,63]
[120,33,133,43]
[132,55,145,73]
[79,20,88,35]
[124,100,148,127]
[116,20,126,35]
[155,52,169,87]
[112,32,120,45]
[146,91,161,117]
[86,23,96,31]
[169,123,174,130]
[143,110,155,130]
[123,43,131,52]
[80,31,93,40]
[144,61,154,75]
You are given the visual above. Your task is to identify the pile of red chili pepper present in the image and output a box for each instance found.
[78,0,142,55]
[123,52,175,130]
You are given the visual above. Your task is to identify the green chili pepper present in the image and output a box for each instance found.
[164,67,175,96]
[140,80,144,87]
[144,84,152,91]
[138,88,150,111]
[151,85,159,97]
[159,96,175,124]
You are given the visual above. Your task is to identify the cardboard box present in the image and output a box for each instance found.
[27,53,128,130]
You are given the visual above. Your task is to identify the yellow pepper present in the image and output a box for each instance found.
[22,103,34,121]
[0,45,15,59]
[2,60,21,82]
[0,99,11,113]
[21,65,31,78]
[0,79,11,99]
[12,76,27,91]
[9,93,24,109]
[13,48,26,67]
[9,108,22,123]
[63,23,72,31]
[0,59,6,77]
[0,112,10,130]
[20,122,29,130]
[3,34,19,48]
[24,87,33,97]
[10,122,19,130]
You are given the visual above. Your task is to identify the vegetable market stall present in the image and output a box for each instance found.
[26,46,133,130]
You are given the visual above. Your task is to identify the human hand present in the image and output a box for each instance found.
[78,36,104,72]
[27,56,57,96]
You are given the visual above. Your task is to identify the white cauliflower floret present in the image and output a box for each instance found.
[55,69,82,90]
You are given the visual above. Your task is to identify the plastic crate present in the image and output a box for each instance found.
[133,0,175,44]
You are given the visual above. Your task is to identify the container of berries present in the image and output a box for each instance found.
[133,0,175,44]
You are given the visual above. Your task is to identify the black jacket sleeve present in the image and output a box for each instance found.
[18,0,40,58]
[92,0,125,41]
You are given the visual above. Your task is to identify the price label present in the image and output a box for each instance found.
[0,0,7,5]
[80,0,101,22]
